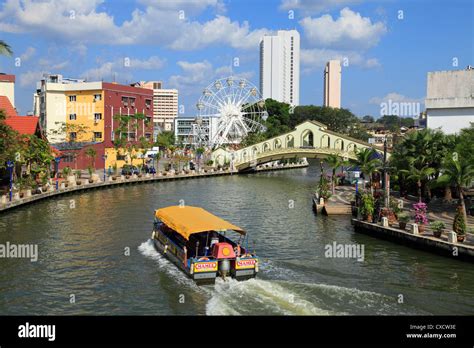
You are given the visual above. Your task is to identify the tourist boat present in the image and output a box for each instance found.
[151,206,259,284]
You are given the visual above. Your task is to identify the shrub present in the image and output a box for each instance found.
[413,202,428,225]
[430,221,445,232]
[453,205,466,235]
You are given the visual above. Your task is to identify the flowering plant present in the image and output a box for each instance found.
[413,202,428,225]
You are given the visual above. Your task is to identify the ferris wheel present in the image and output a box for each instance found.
[196,76,267,147]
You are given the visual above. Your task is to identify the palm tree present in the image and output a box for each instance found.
[354,148,381,195]
[401,165,435,202]
[85,147,97,170]
[437,157,474,222]
[325,153,344,195]
[0,40,12,56]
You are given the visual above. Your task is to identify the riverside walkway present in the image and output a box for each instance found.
[0,162,308,213]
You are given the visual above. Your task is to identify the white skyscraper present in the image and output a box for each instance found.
[260,30,300,106]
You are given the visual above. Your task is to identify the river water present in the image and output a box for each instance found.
[1,161,473,315]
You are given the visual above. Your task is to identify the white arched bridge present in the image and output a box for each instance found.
[211,120,385,171]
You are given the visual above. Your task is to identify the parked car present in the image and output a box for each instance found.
[121,165,140,176]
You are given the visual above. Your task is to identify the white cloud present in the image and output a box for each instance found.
[300,7,386,50]
[369,93,423,105]
[19,46,35,61]
[81,56,165,81]
[280,0,362,15]
[0,0,268,50]
[300,48,380,73]
[169,15,270,50]
[168,60,253,95]
[18,70,44,87]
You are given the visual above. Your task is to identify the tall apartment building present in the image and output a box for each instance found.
[0,73,16,108]
[323,60,341,108]
[134,81,178,134]
[426,67,474,134]
[260,30,300,106]
[34,74,154,169]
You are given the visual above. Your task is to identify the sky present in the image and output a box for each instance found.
[0,0,472,118]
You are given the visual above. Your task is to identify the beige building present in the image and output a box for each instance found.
[0,73,15,108]
[323,60,341,108]
[135,81,178,134]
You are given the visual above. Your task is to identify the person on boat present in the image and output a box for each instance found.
[234,242,241,257]
[209,232,219,251]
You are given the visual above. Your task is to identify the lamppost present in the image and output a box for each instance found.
[7,160,14,201]
[54,157,61,190]
[381,136,391,208]
[103,154,108,182]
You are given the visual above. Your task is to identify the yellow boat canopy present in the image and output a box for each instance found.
[155,206,246,240]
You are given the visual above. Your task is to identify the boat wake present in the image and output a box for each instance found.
[206,278,338,315]
[138,239,202,291]
[139,239,409,315]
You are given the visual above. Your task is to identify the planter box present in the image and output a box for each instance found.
[67,175,76,184]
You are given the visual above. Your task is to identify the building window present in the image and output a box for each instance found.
[93,132,102,140]
[69,132,77,140]
[130,98,136,108]
[69,114,77,120]
[62,154,75,163]
[145,99,151,109]
[94,113,102,121]
[69,95,76,102]
[94,94,102,101]
[117,154,127,161]
[122,97,128,106]
[145,133,152,139]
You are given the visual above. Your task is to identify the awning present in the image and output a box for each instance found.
[155,206,245,240]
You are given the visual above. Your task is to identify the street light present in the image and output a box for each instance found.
[103,154,108,182]
[7,160,13,201]
[54,157,61,190]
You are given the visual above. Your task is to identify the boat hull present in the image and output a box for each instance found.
[151,231,258,284]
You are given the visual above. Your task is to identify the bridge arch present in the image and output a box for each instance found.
[334,138,344,151]
[301,130,314,147]
[321,134,330,148]
[286,134,294,148]
[252,146,259,157]
[347,142,357,152]
[274,138,282,149]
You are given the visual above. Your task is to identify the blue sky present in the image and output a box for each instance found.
[0,0,472,118]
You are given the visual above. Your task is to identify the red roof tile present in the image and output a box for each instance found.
[0,74,15,83]
[0,95,17,118]
[5,115,39,135]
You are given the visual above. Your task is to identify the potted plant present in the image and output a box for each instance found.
[453,205,466,242]
[87,166,94,183]
[430,221,445,238]
[398,212,410,230]
[413,202,428,233]
[359,193,375,222]
[380,207,398,226]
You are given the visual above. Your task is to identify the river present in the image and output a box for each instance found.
[1,161,473,315]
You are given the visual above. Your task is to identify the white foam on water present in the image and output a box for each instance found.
[138,239,201,291]
[206,278,336,316]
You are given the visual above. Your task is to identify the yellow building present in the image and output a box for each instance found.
[65,89,104,143]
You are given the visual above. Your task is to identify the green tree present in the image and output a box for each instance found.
[325,153,344,194]
[85,147,97,170]
[401,165,436,202]
[437,157,474,223]
[353,148,381,195]
[155,131,175,149]
[0,40,12,56]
